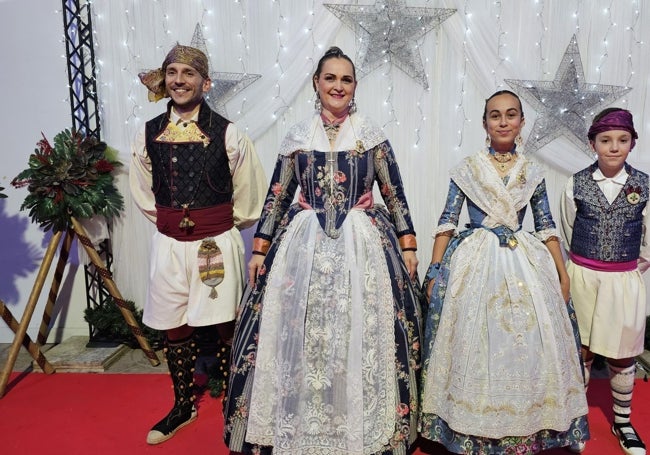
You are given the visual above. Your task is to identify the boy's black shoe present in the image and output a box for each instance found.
[612,422,646,455]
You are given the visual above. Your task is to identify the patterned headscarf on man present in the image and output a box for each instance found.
[138,44,210,102]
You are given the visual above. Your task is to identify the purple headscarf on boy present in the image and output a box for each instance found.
[588,109,638,150]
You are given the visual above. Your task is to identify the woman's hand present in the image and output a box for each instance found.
[542,236,571,304]
[247,254,265,287]
[560,273,570,303]
[426,278,435,301]
[402,250,418,281]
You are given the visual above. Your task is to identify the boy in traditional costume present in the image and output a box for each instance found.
[561,108,649,455]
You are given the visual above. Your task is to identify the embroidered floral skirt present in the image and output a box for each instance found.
[419,228,589,454]
[224,206,422,455]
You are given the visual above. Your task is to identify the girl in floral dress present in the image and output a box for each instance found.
[419,90,589,454]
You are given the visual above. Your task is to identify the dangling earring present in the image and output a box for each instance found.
[314,92,322,112]
[485,135,491,148]
[514,134,523,150]
[348,97,357,114]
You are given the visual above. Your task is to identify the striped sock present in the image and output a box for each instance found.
[608,363,636,424]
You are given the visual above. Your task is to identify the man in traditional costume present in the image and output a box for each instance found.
[130,44,266,445]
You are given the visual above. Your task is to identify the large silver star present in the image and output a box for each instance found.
[505,35,631,156]
[190,24,261,117]
[325,0,455,89]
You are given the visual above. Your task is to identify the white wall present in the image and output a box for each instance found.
[0,0,89,343]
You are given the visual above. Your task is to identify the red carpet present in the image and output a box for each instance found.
[0,372,228,454]
[0,373,648,454]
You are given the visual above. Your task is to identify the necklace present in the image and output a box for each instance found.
[491,151,515,172]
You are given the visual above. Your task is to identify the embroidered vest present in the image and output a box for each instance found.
[146,100,233,209]
[571,163,648,262]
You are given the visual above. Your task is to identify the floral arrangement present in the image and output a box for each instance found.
[11,129,124,232]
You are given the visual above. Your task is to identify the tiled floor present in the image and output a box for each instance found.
[0,340,164,375]
[0,340,222,378]
[0,325,224,376]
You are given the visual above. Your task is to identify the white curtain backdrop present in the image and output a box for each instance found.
[90,0,650,309]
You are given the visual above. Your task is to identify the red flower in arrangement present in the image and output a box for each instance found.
[11,129,124,232]
[95,159,115,173]
[36,133,54,155]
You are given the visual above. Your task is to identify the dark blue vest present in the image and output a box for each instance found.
[571,163,648,262]
[146,100,233,209]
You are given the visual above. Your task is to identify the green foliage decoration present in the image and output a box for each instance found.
[206,338,230,398]
[83,298,162,349]
[11,129,124,232]
[0,186,7,198]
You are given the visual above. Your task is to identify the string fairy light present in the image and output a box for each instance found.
[593,0,616,82]
[39,0,650,317]
[624,0,641,87]
[452,0,472,150]
[84,0,648,170]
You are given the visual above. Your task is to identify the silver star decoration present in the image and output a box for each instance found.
[505,35,631,156]
[325,0,455,89]
[190,24,261,116]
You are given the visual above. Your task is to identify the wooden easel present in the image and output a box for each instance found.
[0,217,160,398]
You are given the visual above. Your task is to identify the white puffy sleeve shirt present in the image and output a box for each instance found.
[129,109,267,230]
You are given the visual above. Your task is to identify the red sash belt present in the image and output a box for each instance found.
[569,252,637,272]
[156,202,234,241]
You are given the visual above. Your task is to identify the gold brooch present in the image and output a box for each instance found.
[516,170,526,185]
[627,192,640,204]
[355,140,364,154]
[626,185,642,205]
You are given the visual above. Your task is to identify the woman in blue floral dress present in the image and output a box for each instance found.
[419,90,589,454]
[223,47,423,455]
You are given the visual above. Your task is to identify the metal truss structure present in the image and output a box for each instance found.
[61,0,113,344]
